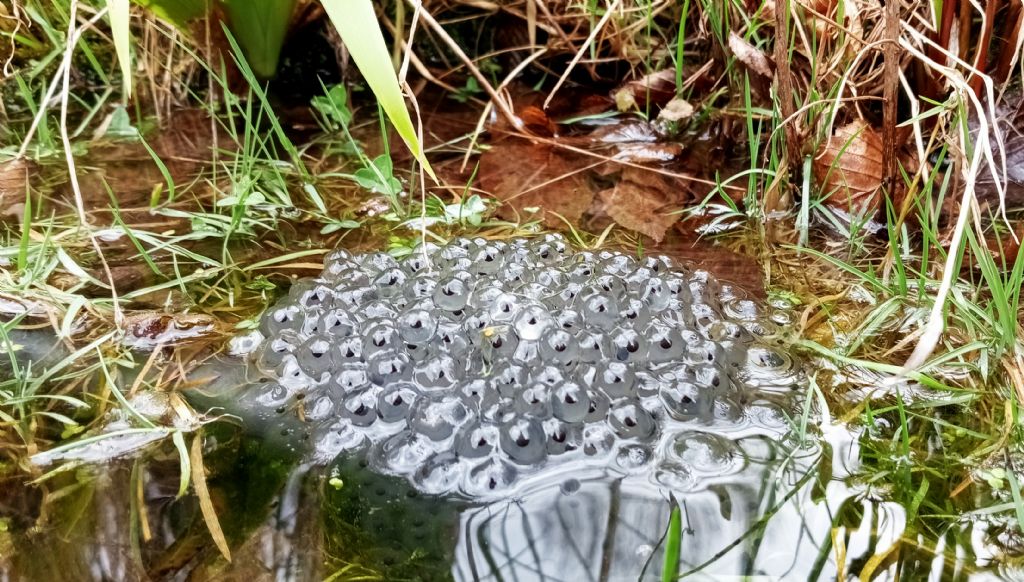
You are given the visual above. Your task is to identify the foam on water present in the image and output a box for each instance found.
[242,234,803,498]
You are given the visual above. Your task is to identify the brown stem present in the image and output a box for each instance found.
[773,0,799,167]
[993,0,1022,84]
[883,0,901,194]
[969,0,1000,97]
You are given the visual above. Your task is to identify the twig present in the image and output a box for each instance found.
[542,0,622,110]
[881,0,900,192]
[405,0,521,130]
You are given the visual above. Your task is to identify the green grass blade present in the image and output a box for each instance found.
[321,0,435,179]
[107,0,133,98]
[662,498,682,582]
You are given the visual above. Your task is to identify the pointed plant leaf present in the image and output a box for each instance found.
[321,0,435,180]
[108,0,132,98]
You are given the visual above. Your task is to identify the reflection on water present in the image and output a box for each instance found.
[3,417,1016,581]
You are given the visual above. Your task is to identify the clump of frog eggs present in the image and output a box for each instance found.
[244,234,802,497]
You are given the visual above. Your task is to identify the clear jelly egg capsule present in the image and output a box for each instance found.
[552,281,584,305]
[531,365,566,387]
[405,275,437,301]
[320,309,355,338]
[413,354,461,390]
[470,245,504,275]
[488,292,520,322]
[551,382,590,423]
[583,389,611,423]
[581,424,616,457]
[367,351,411,385]
[594,361,637,399]
[256,335,297,373]
[618,298,652,328]
[577,332,609,364]
[409,395,471,441]
[489,362,526,397]
[499,417,547,465]
[660,380,714,421]
[434,322,470,357]
[457,421,499,458]
[616,443,654,472]
[303,394,337,423]
[294,283,335,310]
[646,325,686,364]
[499,262,530,285]
[295,335,336,378]
[608,401,656,440]
[340,389,378,427]
[534,267,564,289]
[433,276,471,311]
[544,418,582,455]
[260,304,302,337]
[641,277,671,311]
[512,304,553,341]
[593,274,626,299]
[363,321,401,354]
[518,283,551,301]
[334,363,370,394]
[379,430,436,473]
[398,308,437,344]
[511,339,542,367]
[335,336,363,363]
[610,327,646,362]
[361,300,397,320]
[468,457,517,493]
[481,325,519,361]
[413,451,462,495]
[581,291,620,329]
[402,251,432,275]
[599,254,636,276]
[668,431,739,474]
[554,309,582,333]
[277,354,314,391]
[357,252,399,275]
[514,383,552,418]
[377,382,418,423]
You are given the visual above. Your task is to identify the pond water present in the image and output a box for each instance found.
[1,234,1017,581]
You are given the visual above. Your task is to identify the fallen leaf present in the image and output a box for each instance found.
[813,120,884,214]
[597,167,691,242]
[657,98,695,123]
[728,31,774,78]
[122,311,222,350]
[518,105,558,137]
[0,158,30,201]
[477,140,596,227]
[614,69,677,111]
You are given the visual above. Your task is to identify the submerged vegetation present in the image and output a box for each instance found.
[0,0,1023,579]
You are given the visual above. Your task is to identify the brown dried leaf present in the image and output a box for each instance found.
[657,98,695,123]
[122,312,222,350]
[597,168,690,242]
[477,141,595,227]
[813,120,884,213]
[728,32,774,78]
[615,69,677,111]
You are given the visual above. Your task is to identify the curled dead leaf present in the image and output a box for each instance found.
[728,32,774,78]
[813,120,884,214]
[123,312,222,350]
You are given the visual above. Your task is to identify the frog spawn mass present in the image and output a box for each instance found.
[244,235,802,498]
